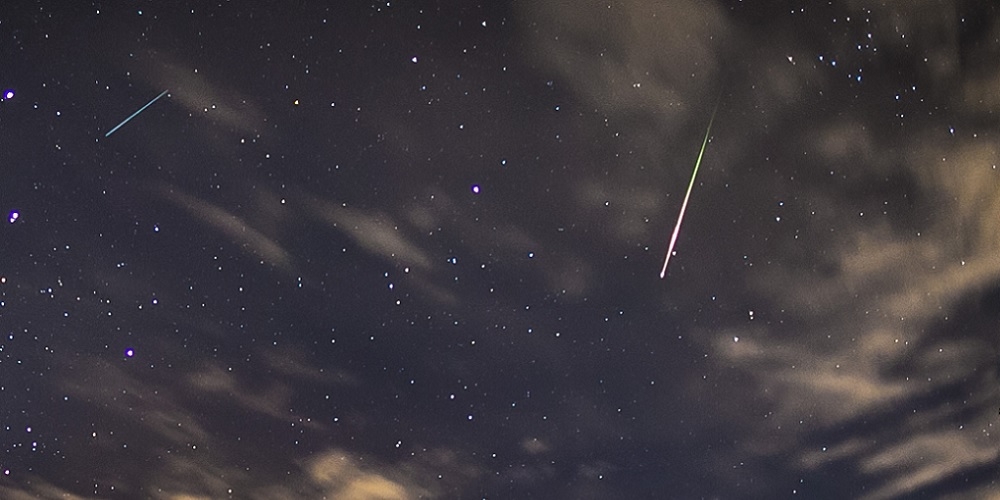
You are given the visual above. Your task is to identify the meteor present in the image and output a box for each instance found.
[659,99,720,279]
[105,89,169,137]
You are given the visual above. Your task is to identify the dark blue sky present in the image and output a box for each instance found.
[1,1,998,498]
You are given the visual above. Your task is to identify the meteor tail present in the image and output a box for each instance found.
[105,89,169,138]
[659,97,720,279]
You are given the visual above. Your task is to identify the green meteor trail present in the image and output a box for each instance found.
[659,98,720,279]
[105,89,169,138]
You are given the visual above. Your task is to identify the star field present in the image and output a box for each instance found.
[1,1,999,498]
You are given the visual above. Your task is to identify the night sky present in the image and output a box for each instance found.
[1,2,999,499]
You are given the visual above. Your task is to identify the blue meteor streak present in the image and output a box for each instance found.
[105,89,169,137]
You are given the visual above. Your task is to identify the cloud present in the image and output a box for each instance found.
[157,183,294,271]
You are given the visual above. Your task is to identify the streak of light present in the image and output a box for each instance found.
[659,98,720,279]
[104,89,169,137]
